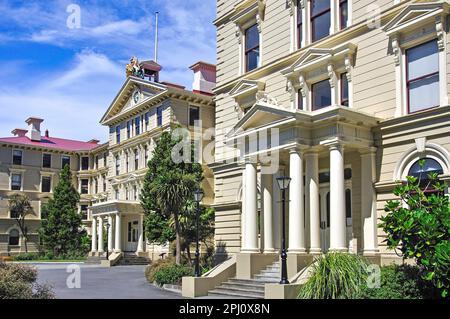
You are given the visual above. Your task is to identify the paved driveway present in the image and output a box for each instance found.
[34,263,182,299]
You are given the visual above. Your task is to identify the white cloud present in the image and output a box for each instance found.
[0,51,124,142]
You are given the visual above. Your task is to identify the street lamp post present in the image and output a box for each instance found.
[105,222,110,260]
[276,176,291,285]
[193,188,204,278]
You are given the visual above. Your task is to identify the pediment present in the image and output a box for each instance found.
[383,2,450,35]
[100,77,166,124]
[229,103,295,136]
[230,79,265,99]
[283,42,356,75]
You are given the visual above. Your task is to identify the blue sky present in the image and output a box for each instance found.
[0,0,216,142]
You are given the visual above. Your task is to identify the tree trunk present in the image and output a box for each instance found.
[186,245,192,266]
[174,212,182,265]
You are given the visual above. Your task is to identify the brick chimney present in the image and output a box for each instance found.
[11,129,28,137]
[25,117,44,142]
[189,61,216,95]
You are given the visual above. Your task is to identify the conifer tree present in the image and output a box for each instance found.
[39,165,87,256]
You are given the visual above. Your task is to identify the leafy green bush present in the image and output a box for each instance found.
[145,258,175,283]
[298,253,369,299]
[357,264,435,299]
[13,253,40,261]
[0,262,54,299]
[381,163,450,298]
[153,263,194,286]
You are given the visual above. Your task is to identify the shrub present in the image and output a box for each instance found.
[145,258,174,283]
[153,263,194,286]
[381,164,450,298]
[298,253,369,299]
[0,262,54,299]
[13,253,40,261]
[357,264,435,299]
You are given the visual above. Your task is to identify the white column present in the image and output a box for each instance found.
[107,215,113,252]
[137,214,144,253]
[98,217,104,253]
[361,148,379,255]
[329,143,347,251]
[242,162,259,252]
[288,149,306,253]
[114,213,122,252]
[262,172,275,253]
[305,151,321,253]
[91,216,97,253]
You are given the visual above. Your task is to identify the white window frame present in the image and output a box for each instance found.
[61,155,71,169]
[284,43,355,111]
[40,173,54,193]
[9,169,24,191]
[188,105,201,127]
[233,1,265,75]
[42,153,52,169]
[384,3,449,117]
[12,149,23,166]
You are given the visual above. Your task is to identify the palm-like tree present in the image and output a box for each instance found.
[8,194,34,253]
[152,172,197,265]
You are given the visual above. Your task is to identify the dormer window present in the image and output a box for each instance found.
[245,24,260,72]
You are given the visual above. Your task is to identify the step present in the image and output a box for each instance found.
[260,270,280,275]
[221,282,265,292]
[227,278,267,285]
[212,286,265,295]
[208,289,264,299]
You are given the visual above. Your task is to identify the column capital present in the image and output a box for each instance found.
[321,139,345,151]
[286,144,309,154]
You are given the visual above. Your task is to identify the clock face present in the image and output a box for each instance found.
[133,90,141,104]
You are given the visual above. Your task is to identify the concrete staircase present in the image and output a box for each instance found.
[117,253,150,266]
[208,261,280,299]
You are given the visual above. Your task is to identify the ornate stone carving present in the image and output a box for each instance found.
[392,36,401,66]
[435,15,445,51]
[344,55,352,82]
[235,25,242,44]
[256,91,278,106]
[256,13,262,33]
[327,63,335,88]
[299,75,306,98]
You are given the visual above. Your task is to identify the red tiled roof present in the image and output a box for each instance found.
[0,136,100,152]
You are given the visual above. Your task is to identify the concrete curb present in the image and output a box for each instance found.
[152,283,182,295]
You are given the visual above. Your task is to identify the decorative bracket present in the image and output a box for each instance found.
[327,63,336,88]
[344,55,353,82]
[435,15,445,51]
[391,36,401,66]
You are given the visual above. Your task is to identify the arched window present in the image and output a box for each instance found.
[9,229,19,246]
[408,158,444,193]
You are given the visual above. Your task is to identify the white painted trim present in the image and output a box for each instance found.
[11,149,23,166]
[393,143,450,180]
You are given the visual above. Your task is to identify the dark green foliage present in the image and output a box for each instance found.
[153,263,194,286]
[145,258,175,283]
[381,161,450,298]
[140,129,206,265]
[298,253,369,299]
[0,262,54,299]
[13,252,86,261]
[38,165,89,257]
[357,264,434,299]
[8,194,34,253]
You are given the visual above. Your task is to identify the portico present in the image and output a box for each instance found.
[228,102,381,276]
[89,200,145,256]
